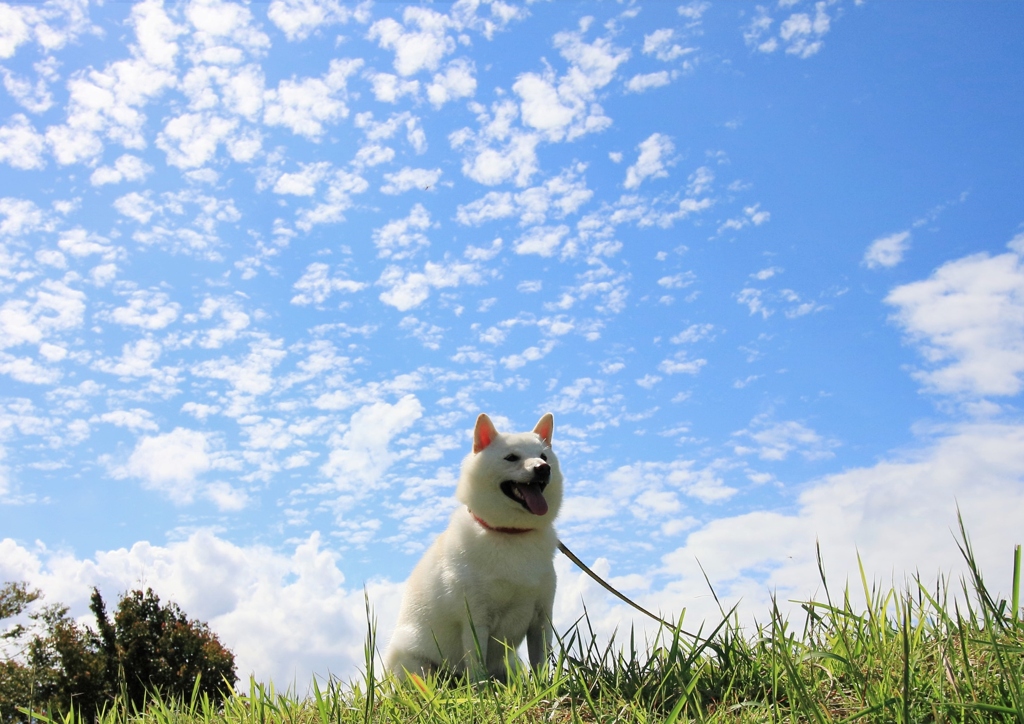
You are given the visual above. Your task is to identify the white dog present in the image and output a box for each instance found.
[384,412,563,680]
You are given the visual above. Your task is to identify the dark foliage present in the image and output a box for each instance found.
[0,583,237,723]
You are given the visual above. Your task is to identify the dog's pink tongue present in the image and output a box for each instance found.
[516,484,548,516]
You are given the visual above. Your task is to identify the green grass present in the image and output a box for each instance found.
[21,521,1024,724]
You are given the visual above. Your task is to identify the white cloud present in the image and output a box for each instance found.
[658,272,696,290]
[451,100,541,187]
[320,395,424,489]
[273,162,332,196]
[0,114,46,170]
[642,28,692,62]
[456,163,592,227]
[367,7,454,77]
[0,197,49,238]
[291,263,366,306]
[367,71,420,103]
[353,143,395,168]
[453,29,626,186]
[189,295,252,349]
[501,339,556,370]
[512,30,629,143]
[264,59,363,139]
[652,423,1024,628]
[744,2,832,59]
[670,323,713,344]
[717,203,770,235]
[885,236,1024,397]
[93,409,159,432]
[113,191,158,224]
[737,287,770,318]
[658,352,707,375]
[377,259,486,311]
[426,58,477,107]
[625,71,671,94]
[101,289,181,330]
[624,133,675,190]
[90,154,153,186]
[267,0,358,42]
[513,224,569,257]
[864,230,911,269]
[0,353,62,385]
[130,0,184,69]
[0,0,94,60]
[156,112,238,169]
[0,280,86,350]
[380,167,442,195]
[121,428,211,504]
[687,166,714,195]
[373,203,432,259]
[733,414,839,461]
[295,170,370,231]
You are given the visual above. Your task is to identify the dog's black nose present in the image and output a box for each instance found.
[531,462,550,484]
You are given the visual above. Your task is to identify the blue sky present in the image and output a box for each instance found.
[2,0,1024,689]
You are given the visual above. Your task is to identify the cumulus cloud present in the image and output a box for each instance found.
[885,234,1024,397]
[624,133,675,189]
[291,263,366,306]
[264,58,363,139]
[513,224,570,257]
[273,161,332,196]
[744,2,833,59]
[512,30,628,143]
[267,0,360,42]
[0,531,403,691]
[625,71,671,94]
[0,279,86,350]
[380,167,442,195]
[367,7,454,77]
[426,58,477,107]
[864,230,911,269]
[642,28,692,62]
[100,288,181,330]
[456,163,592,227]
[320,395,424,489]
[373,203,433,259]
[732,414,839,461]
[377,260,486,312]
[90,154,153,186]
[120,427,212,504]
[0,114,47,170]
[366,71,419,104]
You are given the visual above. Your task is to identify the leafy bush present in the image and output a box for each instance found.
[0,585,236,723]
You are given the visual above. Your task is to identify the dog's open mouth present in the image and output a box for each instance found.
[500,480,549,516]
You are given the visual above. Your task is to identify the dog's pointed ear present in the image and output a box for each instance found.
[473,413,499,453]
[533,413,554,446]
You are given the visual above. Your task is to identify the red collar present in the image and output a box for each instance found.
[470,512,534,535]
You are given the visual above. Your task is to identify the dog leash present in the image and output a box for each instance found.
[557,539,680,630]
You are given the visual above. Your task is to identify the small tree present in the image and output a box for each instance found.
[1,582,41,722]
[0,582,236,722]
[93,588,236,711]
[26,604,106,718]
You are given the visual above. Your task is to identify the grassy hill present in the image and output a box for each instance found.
[21,524,1023,724]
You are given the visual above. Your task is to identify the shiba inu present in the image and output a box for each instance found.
[384,412,563,680]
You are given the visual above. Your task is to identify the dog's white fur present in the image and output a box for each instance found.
[384,413,563,680]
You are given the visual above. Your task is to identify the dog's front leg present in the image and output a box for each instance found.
[526,608,551,671]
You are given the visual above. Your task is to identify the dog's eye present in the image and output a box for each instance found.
[540,453,548,461]
[504,454,520,462]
